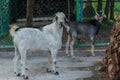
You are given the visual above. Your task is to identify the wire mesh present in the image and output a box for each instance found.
[0,0,75,47]
[0,0,9,39]
[9,0,75,23]
[0,0,120,48]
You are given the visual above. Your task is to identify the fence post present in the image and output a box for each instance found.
[68,0,70,20]
[76,0,83,22]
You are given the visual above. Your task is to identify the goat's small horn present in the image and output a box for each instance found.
[95,13,99,19]
[103,14,106,18]
[96,13,99,15]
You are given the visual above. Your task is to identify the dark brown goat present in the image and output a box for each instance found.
[65,13,106,58]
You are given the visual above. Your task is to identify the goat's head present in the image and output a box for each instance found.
[53,12,69,28]
[95,11,106,23]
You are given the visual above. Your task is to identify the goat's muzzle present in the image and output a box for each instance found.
[60,22,64,28]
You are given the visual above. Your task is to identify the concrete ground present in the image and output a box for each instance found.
[0,50,105,80]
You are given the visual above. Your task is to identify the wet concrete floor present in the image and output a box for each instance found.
[0,50,109,80]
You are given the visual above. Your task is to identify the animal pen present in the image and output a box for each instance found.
[0,0,120,49]
[0,0,120,80]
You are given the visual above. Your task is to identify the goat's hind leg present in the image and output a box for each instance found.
[13,45,20,76]
[19,47,28,79]
[66,35,71,56]
[46,52,52,73]
[70,38,75,59]
[90,36,95,56]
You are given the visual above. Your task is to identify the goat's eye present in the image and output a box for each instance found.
[56,16,58,20]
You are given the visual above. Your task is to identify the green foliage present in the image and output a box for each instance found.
[114,2,120,19]
[83,18,94,22]
[0,34,13,45]
[83,18,114,30]
[101,21,114,30]
[92,1,106,13]
[92,1,120,18]
[83,1,118,30]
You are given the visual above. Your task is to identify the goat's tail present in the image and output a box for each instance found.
[9,24,19,37]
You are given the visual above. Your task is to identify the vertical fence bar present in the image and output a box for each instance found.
[0,0,9,38]
[76,0,83,22]
[79,0,83,22]
[68,0,70,20]
[76,0,80,22]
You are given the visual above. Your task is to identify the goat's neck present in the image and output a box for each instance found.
[47,22,63,41]
[54,22,63,39]
[52,22,63,49]
[95,21,102,35]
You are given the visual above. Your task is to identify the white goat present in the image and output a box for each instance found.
[10,12,67,79]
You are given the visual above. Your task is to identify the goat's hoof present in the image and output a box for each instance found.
[22,75,29,79]
[16,73,21,77]
[25,68,28,70]
[66,54,69,56]
[46,68,51,73]
[91,52,95,56]
[65,53,69,56]
[72,56,75,59]
[92,54,95,56]
[54,71,59,75]
[14,72,21,77]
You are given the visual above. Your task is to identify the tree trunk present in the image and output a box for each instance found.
[110,0,115,20]
[83,0,95,18]
[100,14,120,80]
[104,0,110,20]
[97,0,102,12]
[26,0,34,27]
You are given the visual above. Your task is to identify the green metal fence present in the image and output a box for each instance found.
[1,0,120,49]
[0,0,10,39]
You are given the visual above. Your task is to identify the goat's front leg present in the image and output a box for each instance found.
[51,49,59,75]
[66,34,71,56]
[46,52,52,73]
[13,46,20,76]
[70,38,75,58]
[90,36,95,56]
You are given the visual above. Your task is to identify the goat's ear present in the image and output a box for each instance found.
[64,17,69,23]
[102,14,106,18]
[52,15,58,22]
[55,16,58,20]
[96,13,99,16]
[95,13,99,20]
